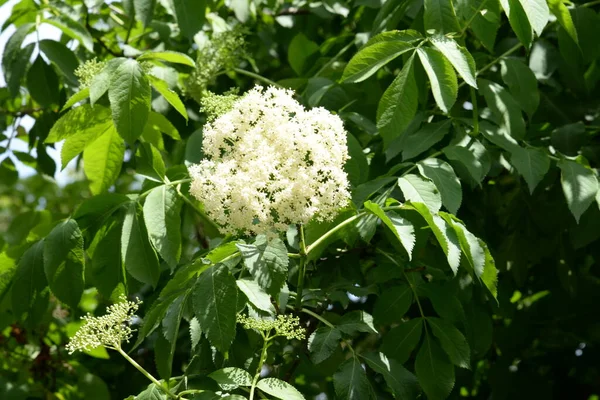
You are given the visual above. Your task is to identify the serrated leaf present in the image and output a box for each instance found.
[26,57,59,107]
[61,88,90,112]
[427,317,470,369]
[156,294,186,379]
[192,265,238,353]
[480,240,497,298]
[402,119,452,161]
[500,59,539,118]
[90,58,125,106]
[43,220,84,309]
[90,220,125,299]
[135,142,166,182]
[122,202,160,287]
[333,356,374,400]
[443,145,486,184]
[382,318,423,363]
[558,159,598,223]
[420,282,466,322]
[134,0,156,27]
[39,39,79,86]
[398,174,442,212]
[417,47,457,113]
[445,217,484,277]
[424,0,461,34]
[144,111,181,140]
[376,55,418,148]
[139,50,195,67]
[190,316,201,348]
[173,0,206,41]
[209,368,252,391]
[509,147,550,193]
[415,333,455,400]
[2,23,34,95]
[109,59,151,143]
[11,241,47,318]
[498,0,533,48]
[408,202,461,273]
[143,185,182,269]
[256,378,306,400]
[133,294,179,349]
[457,0,500,51]
[363,201,415,259]
[288,33,319,76]
[83,125,125,194]
[418,158,462,215]
[362,352,420,399]
[236,278,275,314]
[134,384,166,400]
[430,35,477,88]
[148,75,188,121]
[308,326,342,364]
[42,16,94,52]
[548,0,577,44]
[338,311,377,335]
[516,0,549,36]
[341,30,420,83]
[374,284,413,325]
[236,235,289,297]
[0,253,17,303]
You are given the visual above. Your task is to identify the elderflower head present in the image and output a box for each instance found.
[74,58,106,88]
[237,314,306,340]
[188,86,351,236]
[66,296,141,354]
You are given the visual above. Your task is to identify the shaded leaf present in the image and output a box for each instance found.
[236,236,289,297]
[418,158,462,214]
[256,378,306,400]
[424,0,461,34]
[122,202,160,287]
[500,58,539,118]
[209,368,252,391]
[308,326,342,364]
[236,278,275,314]
[382,318,423,363]
[363,201,415,259]
[362,352,420,399]
[333,356,374,400]
[143,185,182,269]
[417,48,457,113]
[415,333,455,400]
[11,241,47,318]
[374,284,413,325]
[83,126,125,194]
[509,147,550,193]
[430,35,477,87]
[427,317,471,369]
[558,159,598,223]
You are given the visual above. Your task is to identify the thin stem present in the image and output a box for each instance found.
[295,224,307,310]
[470,86,479,136]
[459,0,488,37]
[116,347,178,400]
[315,40,355,77]
[304,214,362,256]
[249,336,271,400]
[175,188,221,233]
[233,68,282,88]
[458,43,523,89]
[582,0,600,7]
[298,307,335,329]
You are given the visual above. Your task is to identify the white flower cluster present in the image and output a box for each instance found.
[65,296,141,354]
[188,86,351,235]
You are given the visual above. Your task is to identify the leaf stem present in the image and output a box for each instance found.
[249,336,271,400]
[233,68,282,88]
[297,307,335,329]
[470,86,479,136]
[116,347,178,400]
[459,0,488,37]
[295,224,307,310]
[315,39,355,77]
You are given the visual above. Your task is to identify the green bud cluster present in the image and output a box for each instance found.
[74,58,106,88]
[199,89,240,121]
[65,296,141,354]
[237,314,306,341]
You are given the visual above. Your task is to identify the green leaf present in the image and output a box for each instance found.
[133,0,156,27]
[402,119,452,161]
[498,0,533,48]
[456,0,500,51]
[288,33,319,76]
[376,55,418,148]
[256,378,306,400]
[172,0,206,41]
[516,0,549,36]
[83,126,125,194]
[362,352,420,399]
[338,311,377,335]
[236,278,275,314]
[415,333,455,400]
[509,147,550,193]
[363,201,415,259]
[209,368,252,391]
[548,0,577,44]
[39,39,80,86]
[341,30,420,83]
[443,144,486,184]
[135,384,166,400]
[445,217,484,277]
[558,159,599,223]
[551,122,586,157]
[0,253,17,303]
[90,58,125,106]
[2,23,34,95]
[333,356,374,400]
[417,47,457,113]
[121,202,161,287]
[345,133,369,186]
[408,202,461,273]
[236,235,289,297]
[424,0,461,34]
[308,326,342,364]
[148,75,188,121]
[61,88,90,112]
[418,158,462,215]
[144,111,181,140]
[398,174,442,212]
[26,57,59,107]
[135,142,166,182]
[382,318,423,363]
[430,35,477,88]
[480,240,498,298]
[133,294,179,349]
[374,284,413,325]
[43,220,85,309]
[109,59,151,143]
[11,241,47,318]
[74,193,130,231]
[420,282,466,322]
[156,294,186,379]
[42,16,94,52]
[500,59,539,118]
[47,103,110,144]
[143,185,182,269]
[90,220,125,299]
[427,317,471,369]
[190,317,201,349]
[192,265,238,353]
[139,50,194,67]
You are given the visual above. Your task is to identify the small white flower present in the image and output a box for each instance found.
[188,86,351,235]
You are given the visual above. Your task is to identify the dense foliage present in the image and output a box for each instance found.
[1,0,599,399]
